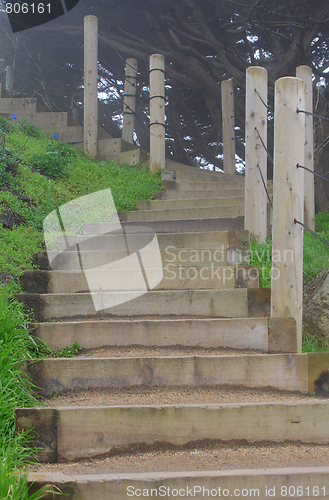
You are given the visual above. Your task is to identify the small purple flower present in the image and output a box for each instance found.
[12,113,17,120]
[54,132,58,139]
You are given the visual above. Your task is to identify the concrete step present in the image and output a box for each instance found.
[15,287,271,322]
[117,216,245,233]
[165,189,246,199]
[20,263,259,293]
[120,205,244,223]
[31,317,296,353]
[79,228,250,248]
[136,196,245,210]
[34,245,250,271]
[98,138,136,156]
[28,467,329,500]
[61,218,245,235]
[16,400,329,462]
[174,169,245,183]
[27,352,329,396]
[170,181,247,191]
[0,96,41,114]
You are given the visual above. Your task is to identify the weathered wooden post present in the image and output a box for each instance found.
[122,58,137,145]
[244,67,268,243]
[5,65,13,94]
[72,108,80,124]
[84,15,98,159]
[221,80,236,175]
[296,65,315,232]
[271,77,305,353]
[149,54,165,173]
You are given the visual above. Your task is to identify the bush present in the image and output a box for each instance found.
[32,140,77,179]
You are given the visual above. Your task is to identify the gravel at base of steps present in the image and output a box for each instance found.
[29,442,329,475]
[38,385,328,407]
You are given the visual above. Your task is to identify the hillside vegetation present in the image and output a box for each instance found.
[0,116,161,499]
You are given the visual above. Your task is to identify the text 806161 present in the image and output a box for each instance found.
[5,3,51,14]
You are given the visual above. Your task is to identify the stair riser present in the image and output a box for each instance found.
[56,218,245,236]
[0,97,38,114]
[21,265,259,293]
[117,217,245,233]
[28,468,329,500]
[16,402,329,463]
[13,111,69,129]
[32,317,297,353]
[35,247,251,270]
[16,289,254,321]
[174,170,246,183]
[29,353,314,395]
[136,196,245,210]
[174,182,246,191]
[166,189,246,199]
[121,205,244,222]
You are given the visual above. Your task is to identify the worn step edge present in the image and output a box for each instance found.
[16,401,329,463]
[31,317,297,354]
[27,352,329,396]
[28,466,329,500]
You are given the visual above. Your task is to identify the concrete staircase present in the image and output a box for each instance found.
[13,163,329,499]
[3,90,329,497]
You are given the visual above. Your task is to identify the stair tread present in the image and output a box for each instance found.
[70,346,265,357]
[29,459,329,479]
[37,386,325,408]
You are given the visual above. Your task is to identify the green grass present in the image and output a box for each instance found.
[0,290,56,499]
[0,117,162,498]
[302,334,329,353]
[0,118,161,278]
[249,212,329,288]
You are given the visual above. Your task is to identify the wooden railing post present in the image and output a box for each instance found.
[245,66,268,243]
[271,77,305,353]
[296,65,315,232]
[221,80,236,175]
[122,58,137,145]
[84,15,98,159]
[149,54,165,173]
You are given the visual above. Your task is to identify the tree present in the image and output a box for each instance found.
[1,0,329,208]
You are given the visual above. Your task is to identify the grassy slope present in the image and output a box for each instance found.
[0,118,161,499]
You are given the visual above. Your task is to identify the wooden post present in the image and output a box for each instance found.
[149,54,165,173]
[72,108,80,124]
[296,65,315,232]
[245,67,268,243]
[122,58,137,144]
[5,65,13,93]
[221,80,236,175]
[84,15,98,159]
[271,77,305,353]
